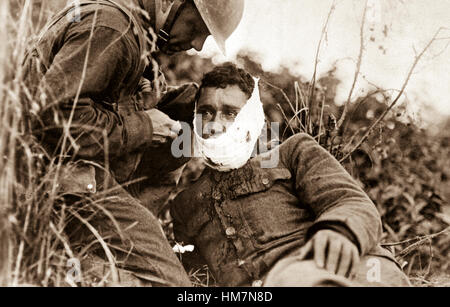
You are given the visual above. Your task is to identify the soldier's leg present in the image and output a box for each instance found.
[69,168,191,287]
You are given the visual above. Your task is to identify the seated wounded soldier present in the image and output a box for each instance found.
[171,63,411,287]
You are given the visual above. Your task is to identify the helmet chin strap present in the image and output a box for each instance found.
[156,0,185,49]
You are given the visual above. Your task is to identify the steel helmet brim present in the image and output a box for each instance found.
[192,0,245,55]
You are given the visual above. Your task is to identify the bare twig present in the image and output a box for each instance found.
[382,226,450,248]
[308,0,336,114]
[318,96,325,144]
[340,28,447,163]
[263,79,298,115]
[337,0,368,133]
[398,227,450,258]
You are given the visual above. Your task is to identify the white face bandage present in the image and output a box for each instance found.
[193,78,266,172]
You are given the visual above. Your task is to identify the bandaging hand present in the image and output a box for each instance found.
[145,109,182,146]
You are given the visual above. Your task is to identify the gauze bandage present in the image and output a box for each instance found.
[193,78,265,172]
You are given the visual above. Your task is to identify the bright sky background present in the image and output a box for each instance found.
[195,0,450,125]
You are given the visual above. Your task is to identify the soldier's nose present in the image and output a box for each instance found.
[191,35,208,51]
[204,121,225,139]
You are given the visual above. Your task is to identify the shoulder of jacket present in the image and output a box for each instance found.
[285,133,316,146]
[252,146,284,169]
[60,3,138,37]
[88,5,136,34]
[279,133,320,155]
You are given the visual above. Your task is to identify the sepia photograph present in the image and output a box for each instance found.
[0,0,449,292]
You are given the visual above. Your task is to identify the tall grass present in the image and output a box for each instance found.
[0,0,118,287]
[0,0,198,287]
[1,0,61,286]
[0,0,23,286]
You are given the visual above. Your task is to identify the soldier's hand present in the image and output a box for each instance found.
[298,229,360,278]
[145,109,182,146]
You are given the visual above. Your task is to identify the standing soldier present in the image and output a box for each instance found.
[21,0,245,286]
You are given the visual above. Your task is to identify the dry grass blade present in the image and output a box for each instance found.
[49,222,75,260]
[68,209,120,285]
[276,104,296,136]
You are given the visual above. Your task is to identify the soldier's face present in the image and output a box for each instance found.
[161,2,210,55]
[195,86,248,139]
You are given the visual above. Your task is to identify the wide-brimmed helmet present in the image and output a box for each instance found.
[192,0,245,54]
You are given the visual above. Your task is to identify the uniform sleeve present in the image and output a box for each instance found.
[280,133,383,255]
[36,25,153,161]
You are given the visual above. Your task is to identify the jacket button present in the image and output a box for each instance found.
[262,177,270,185]
[225,227,236,237]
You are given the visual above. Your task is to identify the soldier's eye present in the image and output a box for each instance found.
[225,111,238,119]
[200,110,214,120]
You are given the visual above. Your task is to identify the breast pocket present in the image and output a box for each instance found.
[231,167,311,247]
